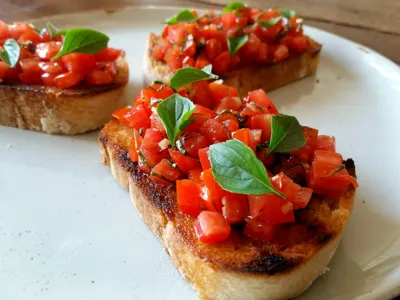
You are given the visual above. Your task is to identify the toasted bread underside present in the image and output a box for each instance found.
[99,120,355,300]
[0,57,129,135]
[144,33,321,98]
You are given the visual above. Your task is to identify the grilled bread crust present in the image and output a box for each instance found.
[99,119,356,300]
[144,33,321,97]
[0,56,129,135]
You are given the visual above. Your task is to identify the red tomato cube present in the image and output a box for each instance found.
[194,211,231,243]
[177,179,203,217]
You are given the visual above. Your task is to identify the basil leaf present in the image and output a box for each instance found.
[46,21,61,39]
[227,35,248,57]
[0,39,20,67]
[268,115,306,154]
[258,16,282,28]
[52,28,109,60]
[164,9,197,25]
[156,94,195,147]
[210,139,284,197]
[169,65,218,90]
[280,8,296,19]
[222,2,246,13]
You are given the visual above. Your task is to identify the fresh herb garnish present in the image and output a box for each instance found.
[267,114,306,154]
[156,94,195,148]
[280,8,296,19]
[222,2,246,13]
[210,139,284,197]
[46,21,63,39]
[52,28,109,60]
[0,39,20,67]
[258,16,282,28]
[152,80,165,85]
[169,65,218,90]
[227,35,248,57]
[164,9,197,25]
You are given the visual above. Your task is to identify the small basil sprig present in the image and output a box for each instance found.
[210,139,284,197]
[227,35,248,57]
[169,65,218,90]
[258,16,282,28]
[164,9,197,25]
[222,2,246,13]
[46,21,63,39]
[267,115,305,154]
[156,94,195,147]
[280,8,296,19]
[0,39,20,68]
[52,28,109,60]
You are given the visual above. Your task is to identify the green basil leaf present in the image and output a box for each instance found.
[223,2,246,13]
[258,16,282,28]
[52,28,109,60]
[227,35,248,57]
[268,114,306,154]
[210,139,284,197]
[280,8,296,19]
[46,21,61,39]
[164,9,197,25]
[0,39,20,67]
[169,65,218,90]
[156,94,195,147]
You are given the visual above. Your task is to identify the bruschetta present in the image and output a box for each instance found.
[144,4,321,97]
[0,21,129,135]
[99,70,358,299]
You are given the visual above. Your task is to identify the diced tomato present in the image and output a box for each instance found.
[275,155,307,185]
[141,128,165,153]
[35,42,62,60]
[129,129,142,162]
[169,150,201,174]
[245,89,279,114]
[194,104,214,116]
[257,148,276,169]
[222,193,248,224]
[149,83,175,99]
[313,150,343,167]
[316,135,336,152]
[240,102,264,119]
[182,38,196,57]
[62,53,96,74]
[213,51,230,74]
[177,180,203,217]
[86,69,113,85]
[293,187,313,209]
[215,96,242,114]
[221,12,237,29]
[185,113,210,133]
[198,147,211,170]
[272,44,289,62]
[151,159,183,185]
[256,42,269,63]
[41,72,57,86]
[180,132,211,158]
[112,106,132,125]
[201,169,225,212]
[248,193,295,224]
[250,114,272,142]
[194,211,231,243]
[94,47,122,61]
[119,105,151,130]
[139,147,168,170]
[205,38,223,60]
[38,61,64,74]
[209,81,239,103]
[223,119,240,135]
[195,54,212,70]
[19,58,42,74]
[0,21,10,39]
[290,36,309,52]
[303,126,319,150]
[53,72,84,89]
[9,22,32,39]
[182,56,195,67]
[188,168,203,183]
[189,80,215,109]
[232,128,257,151]
[200,119,229,144]
[150,113,166,134]
[18,29,41,44]
[244,217,277,241]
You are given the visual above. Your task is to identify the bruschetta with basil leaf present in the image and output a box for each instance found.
[144,2,321,97]
[99,67,357,300]
[0,21,128,135]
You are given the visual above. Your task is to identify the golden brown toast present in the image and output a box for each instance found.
[144,33,321,98]
[99,119,356,300]
[0,56,129,135]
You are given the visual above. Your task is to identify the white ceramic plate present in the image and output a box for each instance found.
[1,6,400,300]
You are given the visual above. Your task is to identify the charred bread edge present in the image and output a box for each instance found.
[98,121,356,300]
[143,33,322,97]
[0,56,129,135]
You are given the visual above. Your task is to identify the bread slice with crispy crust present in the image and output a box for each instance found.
[144,33,321,98]
[99,119,356,300]
[0,56,129,135]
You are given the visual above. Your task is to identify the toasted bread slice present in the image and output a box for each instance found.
[0,56,129,135]
[144,33,321,97]
[99,119,356,300]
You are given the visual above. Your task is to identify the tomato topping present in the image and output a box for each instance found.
[200,119,229,144]
[248,194,295,224]
[177,180,203,217]
[151,159,183,185]
[232,128,257,151]
[198,147,211,170]
[201,169,225,212]
[188,168,203,183]
[129,129,142,162]
[215,96,242,114]
[169,150,201,175]
[194,211,231,243]
[180,133,211,158]
[244,217,277,241]
[316,135,336,152]
[313,150,343,167]
[245,89,279,114]
[53,72,84,89]
[250,114,272,142]
[150,113,166,134]
[141,128,165,153]
[222,193,248,224]
[209,81,239,102]
[35,42,62,60]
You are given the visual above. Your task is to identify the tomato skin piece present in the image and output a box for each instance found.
[94,47,122,61]
[198,147,211,170]
[149,83,175,99]
[62,53,96,74]
[232,128,257,152]
[244,217,277,241]
[222,193,249,224]
[303,126,319,150]
[209,81,239,103]
[188,168,203,183]
[112,106,132,125]
[248,194,295,224]
[177,179,203,217]
[41,72,57,86]
[128,129,142,162]
[250,114,272,142]
[35,42,62,60]
[246,89,279,114]
[169,150,201,175]
[200,119,229,144]
[151,159,183,185]
[313,150,343,167]
[38,61,64,74]
[53,72,84,89]
[201,169,226,212]
[180,133,211,158]
[215,96,242,114]
[194,211,231,243]
[316,135,336,152]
